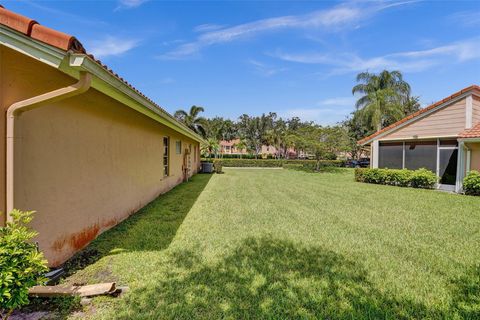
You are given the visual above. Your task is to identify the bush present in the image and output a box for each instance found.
[355,168,436,189]
[463,171,480,196]
[1,210,48,319]
[213,160,223,173]
[215,159,345,168]
[410,168,437,189]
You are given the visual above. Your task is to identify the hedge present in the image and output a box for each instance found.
[203,152,337,160]
[204,154,276,159]
[355,168,437,189]
[463,170,480,196]
[211,159,345,168]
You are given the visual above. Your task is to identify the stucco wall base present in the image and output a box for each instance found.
[1,45,201,267]
[48,175,183,266]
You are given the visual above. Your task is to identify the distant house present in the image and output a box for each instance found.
[0,7,203,266]
[359,85,480,192]
[220,139,246,155]
[219,139,297,158]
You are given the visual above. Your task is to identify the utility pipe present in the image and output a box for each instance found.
[5,72,92,221]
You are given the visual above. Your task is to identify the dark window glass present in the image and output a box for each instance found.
[404,141,436,172]
[440,140,458,147]
[163,137,169,176]
[378,142,403,169]
[439,149,457,185]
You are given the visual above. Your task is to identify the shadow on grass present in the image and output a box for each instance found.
[108,236,479,319]
[62,173,213,276]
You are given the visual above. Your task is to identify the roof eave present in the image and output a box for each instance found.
[0,24,65,68]
[67,54,205,143]
[0,25,204,144]
[458,137,480,142]
[357,90,475,146]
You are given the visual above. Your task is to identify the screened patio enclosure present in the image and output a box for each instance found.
[378,139,460,191]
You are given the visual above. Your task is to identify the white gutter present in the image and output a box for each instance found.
[67,54,205,144]
[459,138,480,143]
[5,72,92,220]
[0,26,204,144]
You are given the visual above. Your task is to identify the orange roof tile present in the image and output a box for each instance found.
[459,122,480,139]
[0,5,201,140]
[0,5,37,35]
[220,139,240,147]
[0,6,85,53]
[358,85,480,145]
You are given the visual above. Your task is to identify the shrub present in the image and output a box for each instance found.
[410,168,437,189]
[384,169,412,187]
[361,168,386,184]
[213,160,223,174]
[463,171,480,196]
[354,168,366,182]
[355,168,436,189]
[215,159,345,168]
[0,210,48,319]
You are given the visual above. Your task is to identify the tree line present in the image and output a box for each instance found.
[174,70,420,161]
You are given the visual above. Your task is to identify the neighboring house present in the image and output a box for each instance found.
[359,85,480,192]
[0,7,203,266]
[220,139,246,154]
[220,139,297,158]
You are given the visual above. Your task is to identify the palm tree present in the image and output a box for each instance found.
[233,139,247,158]
[352,70,411,131]
[174,105,207,137]
[201,138,220,158]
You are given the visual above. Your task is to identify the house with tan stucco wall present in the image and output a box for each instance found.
[359,85,480,193]
[0,6,203,266]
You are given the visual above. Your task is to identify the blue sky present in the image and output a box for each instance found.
[5,0,480,124]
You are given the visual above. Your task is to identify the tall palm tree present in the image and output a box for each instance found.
[174,105,207,137]
[352,70,411,131]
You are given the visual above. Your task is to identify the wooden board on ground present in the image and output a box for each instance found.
[29,282,119,297]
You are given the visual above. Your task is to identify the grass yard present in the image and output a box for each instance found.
[64,168,480,319]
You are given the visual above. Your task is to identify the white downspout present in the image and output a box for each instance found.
[5,72,92,221]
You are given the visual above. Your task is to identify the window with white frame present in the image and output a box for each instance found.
[176,140,182,154]
[163,137,169,176]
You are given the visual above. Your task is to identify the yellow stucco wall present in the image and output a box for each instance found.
[469,143,480,172]
[1,45,201,266]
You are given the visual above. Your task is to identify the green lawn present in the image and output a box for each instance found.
[65,168,480,319]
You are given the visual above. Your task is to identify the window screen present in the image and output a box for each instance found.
[439,149,457,185]
[378,142,403,169]
[404,141,436,172]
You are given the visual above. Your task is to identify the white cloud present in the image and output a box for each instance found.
[248,60,287,77]
[449,11,480,27]
[88,36,140,59]
[272,37,480,74]
[193,24,226,33]
[159,1,413,59]
[280,106,352,125]
[23,0,107,27]
[318,97,356,107]
[117,0,149,9]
